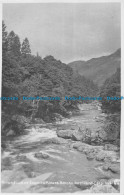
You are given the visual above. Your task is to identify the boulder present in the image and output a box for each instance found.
[40,138,68,145]
[96,152,107,161]
[72,131,85,141]
[34,152,49,159]
[108,164,120,174]
[72,142,84,149]
[33,118,45,124]
[103,121,119,142]
[110,179,120,191]
[104,144,119,152]
[72,142,103,158]
[57,130,73,139]
[102,163,120,174]
[50,137,68,144]
[98,130,108,141]
[6,130,15,136]
[87,153,95,160]
[96,150,119,162]
[102,164,109,171]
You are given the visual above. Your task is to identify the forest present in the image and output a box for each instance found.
[2,20,121,139]
[2,21,98,136]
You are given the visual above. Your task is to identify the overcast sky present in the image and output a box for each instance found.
[3,3,121,63]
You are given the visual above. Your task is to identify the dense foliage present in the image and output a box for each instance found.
[2,21,98,135]
[100,67,121,113]
[100,68,121,146]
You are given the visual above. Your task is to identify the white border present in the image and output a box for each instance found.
[0,2,2,194]
[120,1,124,195]
[0,1,123,195]
[0,0,122,3]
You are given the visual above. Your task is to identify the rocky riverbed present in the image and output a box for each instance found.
[1,102,120,193]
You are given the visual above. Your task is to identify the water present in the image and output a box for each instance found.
[1,102,119,193]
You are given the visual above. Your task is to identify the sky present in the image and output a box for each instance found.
[3,3,121,63]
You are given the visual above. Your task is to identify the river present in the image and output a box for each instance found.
[1,102,120,193]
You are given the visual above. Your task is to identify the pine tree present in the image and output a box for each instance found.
[21,38,31,55]
[7,31,21,58]
[2,21,8,56]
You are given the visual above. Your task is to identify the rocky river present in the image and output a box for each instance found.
[1,101,120,193]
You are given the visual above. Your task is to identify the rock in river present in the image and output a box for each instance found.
[96,150,119,162]
[87,153,95,160]
[34,152,49,159]
[6,130,15,136]
[57,130,73,139]
[108,164,120,174]
[40,137,68,145]
[72,131,85,141]
[104,144,119,152]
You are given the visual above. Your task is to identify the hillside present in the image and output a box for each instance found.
[2,21,98,136]
[68,49,121,86]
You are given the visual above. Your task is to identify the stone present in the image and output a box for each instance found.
[72,142,103,156]
[72,141,119,163]
[103,121,119,142]
[72,142,84,149]
[96,152,107,161]
[6,130,15,136]
[96,150,118,162]
[72,131,85,141]
[108,164,120,174]
[34,152,49,159]
[57,130,73,139]
[87,153,95,160]
[50,137,68,144]
[104,144,119,152]
[39,137,68,145]
[77,146,86,152]
[34,118,45,124]
[102,164,109,171]
[110,179,120,191]
[98,130,108,141]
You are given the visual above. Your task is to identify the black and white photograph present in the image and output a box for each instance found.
[1,1,123,193]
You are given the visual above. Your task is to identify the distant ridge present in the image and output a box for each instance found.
[68,49,121,86]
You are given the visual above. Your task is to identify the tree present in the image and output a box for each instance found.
[100,68,121,112]
[2,21,8,56]
[21,38,31,55]
[7,31,21,58]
